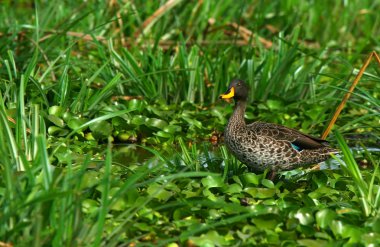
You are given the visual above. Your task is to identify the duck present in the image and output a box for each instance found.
[220,79,337,173]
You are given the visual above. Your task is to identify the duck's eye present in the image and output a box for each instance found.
[237,83,241,86]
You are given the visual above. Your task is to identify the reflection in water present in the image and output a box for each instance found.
[113,144,156,167]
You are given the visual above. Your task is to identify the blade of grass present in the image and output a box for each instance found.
[87,72,122,111]
[58,48,71,108]
[36,135,52,190]
[93,138,112,246]
[334,130,371,216]
[0,92,22,174]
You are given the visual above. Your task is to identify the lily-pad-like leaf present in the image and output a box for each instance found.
[304,105,324,121]
[342,225,364,243]
[297,239,328,247]
[223,183,242,194]
[250,204,278,215]
[202,188,218,201]
[128,99,147,111]
[261,178,275,188]
[163,125,182,134]
[252,216,279,230]
[67,117,88,130]
[242,173,260,186]
[115,132,128,141]
[244,187,276,199]
[54,148,75,164]
[47,115,65,128]
[182,189,200,198]
[294,208,314,226]
[308,186,339,199]
[266,99,284,110]
[155,130,172,138]
[189,230,230,246]
[137,204,155,220]
[367,217,380,233]
[62,111,73,121]
[48,105,64,116]
[208,209,222,219]
[147,183,173,202]
[174,215,199,227]
[362,232,380,246]
[201,175,224,188]
[145,118,168,129]
[84,132,95,141]
[131,115,147,126]
[173,208,191,221]
[133,222,151,231]
[147,104,170,117]
[109,187,127,211]
[244,111,255,120]
[316,208,336,229]
[80,170,101,189]
[89,120,113,138]
[125,187,139,206]
[48,126,69,136]
[330,220,344,236]
[82,199,99,215]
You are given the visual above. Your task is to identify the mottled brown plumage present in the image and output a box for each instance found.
[220,79,338,172]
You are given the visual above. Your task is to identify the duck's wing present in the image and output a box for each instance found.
[247,122,330,150]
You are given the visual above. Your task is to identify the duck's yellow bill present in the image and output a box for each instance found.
[220,87,235,99]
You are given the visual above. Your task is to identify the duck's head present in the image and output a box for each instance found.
[219,79,249,101]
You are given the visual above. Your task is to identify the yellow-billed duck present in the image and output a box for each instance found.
[220,79,338,172]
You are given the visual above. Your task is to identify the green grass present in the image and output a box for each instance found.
[1,1,380,246]
[334,131,380,217]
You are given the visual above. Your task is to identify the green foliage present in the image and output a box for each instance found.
[0,0,379,246]
[334,131,380,217]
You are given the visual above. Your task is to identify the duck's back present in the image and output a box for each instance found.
[224,121,337,172]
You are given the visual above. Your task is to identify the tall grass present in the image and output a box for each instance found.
[1,1,379,106]
[334,131,380,217]
[0,0,379,245]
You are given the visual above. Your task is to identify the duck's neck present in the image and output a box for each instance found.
[227,100,247,131]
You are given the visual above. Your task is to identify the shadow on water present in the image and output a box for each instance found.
[112,144,156,167]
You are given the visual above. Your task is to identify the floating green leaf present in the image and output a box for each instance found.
[201,175,224,188]
[244,187,276,198]
[67,117,88,130]
[242,173,261,186]
[145,118,168,129]
[47,114,65,128]
[147,183,173,202]
[89,120,113,138]
[316,208,336,229]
